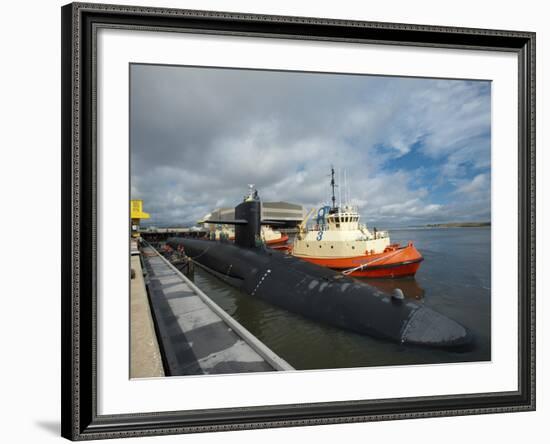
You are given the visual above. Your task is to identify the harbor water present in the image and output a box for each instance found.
[184,227,491,370]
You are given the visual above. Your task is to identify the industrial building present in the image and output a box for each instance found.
[205,201,305,228]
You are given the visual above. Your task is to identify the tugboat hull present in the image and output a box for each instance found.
[265,233,289,246]
[265,234,290,251]
[294,243,424,278]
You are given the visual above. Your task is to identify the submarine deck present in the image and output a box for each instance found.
[141,243,293,376]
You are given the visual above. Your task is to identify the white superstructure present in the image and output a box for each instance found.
[293,205,390,258]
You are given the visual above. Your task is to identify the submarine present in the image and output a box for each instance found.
[167,190,473,348]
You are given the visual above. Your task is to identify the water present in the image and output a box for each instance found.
[186,227,491,370]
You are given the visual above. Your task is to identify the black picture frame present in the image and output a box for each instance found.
[61,2,536,440]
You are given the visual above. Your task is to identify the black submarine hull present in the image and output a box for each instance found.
[167,238,472,348]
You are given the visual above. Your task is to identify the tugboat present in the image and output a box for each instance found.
[260,225,290,249]
[291,168,423,278]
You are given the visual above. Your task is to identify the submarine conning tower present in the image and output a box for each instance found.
[203,187,280,249]
[234,191,262,249]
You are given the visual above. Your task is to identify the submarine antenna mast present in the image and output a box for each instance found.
[330,166,337,210]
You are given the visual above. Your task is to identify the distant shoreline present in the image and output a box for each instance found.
[424,222,491,228]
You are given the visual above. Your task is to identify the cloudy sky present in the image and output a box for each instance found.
[130,64,491,227]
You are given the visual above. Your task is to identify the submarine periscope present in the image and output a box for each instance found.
[167,190,473,349]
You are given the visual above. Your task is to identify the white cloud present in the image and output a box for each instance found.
[455,173,489,195]
[130,65,490,226]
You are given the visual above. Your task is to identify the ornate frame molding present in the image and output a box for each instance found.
[61,2,535,440]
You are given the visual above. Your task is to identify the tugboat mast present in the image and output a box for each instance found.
[330,166,337,210]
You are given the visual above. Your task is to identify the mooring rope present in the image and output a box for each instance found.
[341,248,404,275]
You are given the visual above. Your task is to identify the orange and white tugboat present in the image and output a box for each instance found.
[291,168,423,278]
[261,225,290,249]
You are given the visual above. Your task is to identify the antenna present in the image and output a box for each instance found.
[330,166,336,210]
[344,169,348,206]
[338,168,342,210]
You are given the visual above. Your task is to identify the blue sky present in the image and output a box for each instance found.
[131,65,491,227]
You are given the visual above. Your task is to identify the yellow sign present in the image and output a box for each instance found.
[130,200,150,220]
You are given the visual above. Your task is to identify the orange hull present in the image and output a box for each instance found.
[227,234,289,248]
[294,243,423,278]
[265,234,289,246]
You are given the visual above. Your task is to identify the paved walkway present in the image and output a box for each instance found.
[141,245,293,376]
[130,254,164,378]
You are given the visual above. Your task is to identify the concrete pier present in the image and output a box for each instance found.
[141,243,293,376]
[130,254,164,378]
